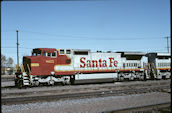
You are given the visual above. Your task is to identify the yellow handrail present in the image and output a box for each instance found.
[20,64,25,72]
[27,64,31,74]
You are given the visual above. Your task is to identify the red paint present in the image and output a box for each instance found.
[26,48,72,76]
[80,57,86,68]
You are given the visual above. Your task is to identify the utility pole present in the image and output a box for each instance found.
[16,30,19,71]
[165,36,170,53]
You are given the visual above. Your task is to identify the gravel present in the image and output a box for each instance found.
[2,79,170,94]
[2,92,170,113]
[1,81,15,87]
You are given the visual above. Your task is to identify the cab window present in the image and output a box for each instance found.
[43,52,46,56]
[52,52,57,57]
[47,53,51,57]
[32,49,42,56]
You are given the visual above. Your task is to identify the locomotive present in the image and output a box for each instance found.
[15,48,171,87]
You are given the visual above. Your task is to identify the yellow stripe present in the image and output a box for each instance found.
[46,60,54,63]
[31,63,39,67]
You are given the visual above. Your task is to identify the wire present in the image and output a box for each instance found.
[2,29,170,40]
[19,30,168,40]
[1,47,33,49]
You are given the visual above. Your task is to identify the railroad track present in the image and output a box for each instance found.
[2,80,170,105]
[1,80,170,97]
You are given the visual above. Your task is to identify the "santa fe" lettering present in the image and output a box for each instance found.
[80,57,118,68]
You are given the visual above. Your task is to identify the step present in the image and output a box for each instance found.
[23,82,30,85]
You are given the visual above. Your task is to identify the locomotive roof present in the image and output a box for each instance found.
[116,51,146,56]
[148,53,171,56]
[72,49,91,52]
[35,48,57,53]
[157,53,171,56]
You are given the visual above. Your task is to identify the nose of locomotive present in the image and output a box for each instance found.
[23,56,31,73]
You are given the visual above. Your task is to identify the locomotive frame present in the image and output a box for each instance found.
[15,48,171,88]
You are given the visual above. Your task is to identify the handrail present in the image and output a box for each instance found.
[27,64,31,74]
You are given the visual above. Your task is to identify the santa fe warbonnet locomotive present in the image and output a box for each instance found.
[15,48,171,87]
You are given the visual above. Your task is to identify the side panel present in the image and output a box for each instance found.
[54,53,75,75]
[73,52,122,72]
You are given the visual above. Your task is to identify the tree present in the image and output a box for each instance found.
[7,57,13,67]
[1,54,7,74]
[1,55,14,75]
[1,54,7,67]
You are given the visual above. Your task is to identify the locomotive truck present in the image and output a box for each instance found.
[15,48,171,88]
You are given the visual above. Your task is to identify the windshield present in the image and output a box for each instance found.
[32,49,41,56]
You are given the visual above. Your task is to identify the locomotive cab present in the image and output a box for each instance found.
[15,48,62,87]
[23,48,57,75]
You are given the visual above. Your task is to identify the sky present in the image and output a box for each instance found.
[1,0,171,65]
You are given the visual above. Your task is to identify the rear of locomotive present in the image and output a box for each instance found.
[145,53,171,79]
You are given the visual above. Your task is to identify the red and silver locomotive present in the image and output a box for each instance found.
[15,48,171,87]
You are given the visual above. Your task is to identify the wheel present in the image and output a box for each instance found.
[130,76,134,81]
[65,81,71,85]
[35,81,40,86]
[17,80,23,89]
[140,75,144,81]
[32,81,39,86]
[48,80,54,86]
[61,82,65,86]
[70,76,75,85]
[15,79,18,87]
[119,76,124,81]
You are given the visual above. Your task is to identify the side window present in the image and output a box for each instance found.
[52,52,57,57]
[123,63,125,68]
[47,53,51,57]
[135,63,137,67]
[66,50,71,54]
[37,53,41,56]
[43,52,46,56]
[60,49,65,54]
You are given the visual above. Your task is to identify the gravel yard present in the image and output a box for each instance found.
[1,81,15,87]
[2,79,170,94]
[2,92,170,113]
[1,77,171,113]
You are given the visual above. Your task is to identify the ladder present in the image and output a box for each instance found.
[144,63,152,79]
[20,64,31,86]
[150,63,157,79]
[144,63,157,79]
